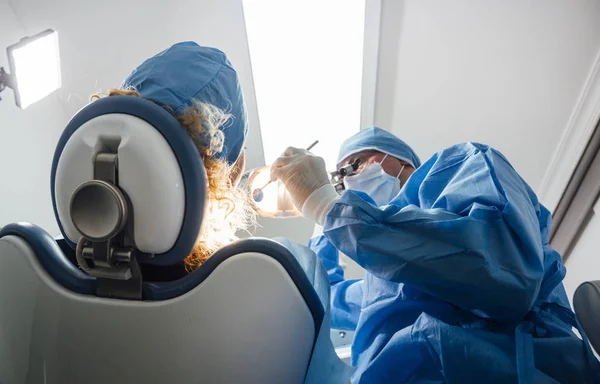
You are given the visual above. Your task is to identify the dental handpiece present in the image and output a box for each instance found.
[252,140,319,202]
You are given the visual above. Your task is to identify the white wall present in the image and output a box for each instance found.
[0,0,264,235]
[374,0,600,192]
[3,0,600,251]
[10,0,264,167]
[254,0,600,250]
[0,2,67,234]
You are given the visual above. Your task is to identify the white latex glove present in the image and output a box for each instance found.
[270,147,340,225]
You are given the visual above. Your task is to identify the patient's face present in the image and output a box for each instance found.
[230,150,246,187]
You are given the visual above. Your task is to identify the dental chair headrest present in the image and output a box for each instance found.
[51,95,207,265]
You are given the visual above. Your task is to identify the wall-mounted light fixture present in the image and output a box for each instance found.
[0,29,62,109]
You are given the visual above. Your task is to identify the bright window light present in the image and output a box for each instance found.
[243,0,366,170]
[7,30,61,109]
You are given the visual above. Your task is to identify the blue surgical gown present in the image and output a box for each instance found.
[309,142,600,383]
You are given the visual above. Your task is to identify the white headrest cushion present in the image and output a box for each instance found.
[54,114,185,254]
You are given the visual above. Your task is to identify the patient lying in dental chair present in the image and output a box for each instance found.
[97,42,352,381]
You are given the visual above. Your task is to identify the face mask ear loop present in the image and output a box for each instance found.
[379,154,389,165]
[397,164,406,179]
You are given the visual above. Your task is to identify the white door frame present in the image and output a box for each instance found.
[538,51,600,213]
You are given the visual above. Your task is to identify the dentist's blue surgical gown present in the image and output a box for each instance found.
[309,142,600,383]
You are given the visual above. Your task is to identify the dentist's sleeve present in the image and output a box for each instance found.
[308,226,363,331]
[304,145,547,323]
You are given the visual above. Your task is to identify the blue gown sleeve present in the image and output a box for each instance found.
[308,234,363,331]
[323,143,546,322]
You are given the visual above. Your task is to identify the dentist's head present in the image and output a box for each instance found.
[336,127,421,206]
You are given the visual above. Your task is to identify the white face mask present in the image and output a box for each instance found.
[343,155,405,206]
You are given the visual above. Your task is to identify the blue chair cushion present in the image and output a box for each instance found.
[0,223,324,334]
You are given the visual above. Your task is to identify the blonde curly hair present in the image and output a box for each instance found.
[91,89,255,272]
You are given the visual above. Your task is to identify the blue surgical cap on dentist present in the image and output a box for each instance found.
[122,41,248,165]
[336,127,421,169]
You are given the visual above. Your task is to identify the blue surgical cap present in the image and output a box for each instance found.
[337,127,421,169]
[122,42,247,165]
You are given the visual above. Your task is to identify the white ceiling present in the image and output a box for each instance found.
[2,0,600,236]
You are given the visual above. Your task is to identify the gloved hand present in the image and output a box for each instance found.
[270,147,330,210]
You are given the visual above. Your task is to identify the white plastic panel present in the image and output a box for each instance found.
[0,236,315,384]
[55,114,185,254]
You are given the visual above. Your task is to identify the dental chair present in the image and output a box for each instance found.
[574,281,600,354]
[0,96,337,384]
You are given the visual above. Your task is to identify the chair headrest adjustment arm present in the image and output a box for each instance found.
[71,150,143,299]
